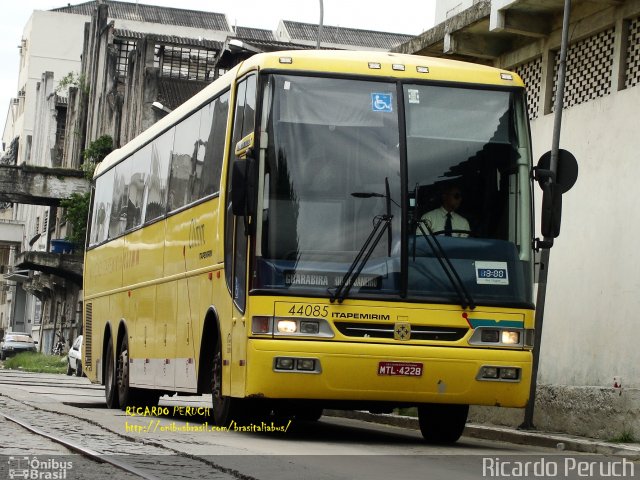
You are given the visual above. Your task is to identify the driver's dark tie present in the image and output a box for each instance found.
[445,212,453,237]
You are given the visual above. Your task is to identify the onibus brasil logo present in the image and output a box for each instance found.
[7,456,73,479]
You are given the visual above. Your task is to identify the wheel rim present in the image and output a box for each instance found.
[117,348,129,396]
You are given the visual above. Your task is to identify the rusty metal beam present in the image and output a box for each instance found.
[0,164,89,206]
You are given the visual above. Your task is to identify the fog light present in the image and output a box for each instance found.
[277,320,297,334]
[501,330,520,345]
[297,358,315,371]
[481,329,499,343]
[299,321,319,334]
[500,367,519,380]
[481,366,499,379]
[252,316,272,334]
[275,357,295,370]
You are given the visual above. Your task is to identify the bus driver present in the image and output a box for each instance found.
[420,184,470,237]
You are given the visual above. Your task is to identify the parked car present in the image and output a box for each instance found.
[0,332,37,360]
[67,335,83,376]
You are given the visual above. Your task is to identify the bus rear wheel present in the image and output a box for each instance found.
[417,403,468,444]
[105,338,119,409]
[117,335,133,409]
[211,339,244,426]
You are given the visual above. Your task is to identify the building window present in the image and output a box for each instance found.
[626,16,640,89]
[154,45,216,81]
[552,28,615,110]
[514,57,542,120]
[115,39,136,77]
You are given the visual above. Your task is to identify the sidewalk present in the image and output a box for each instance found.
[325,410,640,457]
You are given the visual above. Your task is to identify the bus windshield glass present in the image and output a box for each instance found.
[253,74,533,307]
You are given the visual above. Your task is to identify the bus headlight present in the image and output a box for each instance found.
[253,317,334,338]
[277,320,298,334]
[299,320,320,334]
[469,327,524,347]
[501,330,520,344]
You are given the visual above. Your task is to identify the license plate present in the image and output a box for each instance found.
[378,362,423,376]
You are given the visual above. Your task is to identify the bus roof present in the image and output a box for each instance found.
[95,50,523,178]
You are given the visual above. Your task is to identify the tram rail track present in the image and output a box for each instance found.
[0,393,258,480]
[1,410,157,479]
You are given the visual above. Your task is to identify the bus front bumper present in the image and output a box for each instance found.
[244,339,531,407]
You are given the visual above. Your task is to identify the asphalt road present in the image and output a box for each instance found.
[0,368,635,480]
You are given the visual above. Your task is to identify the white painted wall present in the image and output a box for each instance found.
[16,11,88,164]
[530,85,640,388]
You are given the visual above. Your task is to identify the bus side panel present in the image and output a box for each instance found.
[124,223,166,388]
[84,239,125,298]
[164,200,220,392]
[86,295,110,384]
[123,222,165,287]
[156,281,177,389]
[163,201,218,277]
[175,278,198,391]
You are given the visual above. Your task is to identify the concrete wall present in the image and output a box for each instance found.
[530,86,640,389]
[435,0,475,23]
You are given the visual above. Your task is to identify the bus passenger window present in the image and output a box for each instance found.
[145,128,174,222]
[168,110,202,211]
[196,91,229,199]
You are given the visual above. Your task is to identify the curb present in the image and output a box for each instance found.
[325,410,640,457]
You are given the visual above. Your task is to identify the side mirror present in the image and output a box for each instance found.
[535,150,578,242]
[541,182,562,238]
[536,149,578,193]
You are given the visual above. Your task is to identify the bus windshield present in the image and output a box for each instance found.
[253,74,533,307]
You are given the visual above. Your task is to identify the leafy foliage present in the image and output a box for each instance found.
[58,136,113,248]
[60,192,91,249]
[82,134,113,179]
[55,71,89,96]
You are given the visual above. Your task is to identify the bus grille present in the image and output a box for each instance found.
[84,302,92,367]
[334,322,468,341]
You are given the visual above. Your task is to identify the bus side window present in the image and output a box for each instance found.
[197,91,229,199]
[168,110,202,212]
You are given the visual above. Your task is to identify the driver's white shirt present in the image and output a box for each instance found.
[420,207,470,237]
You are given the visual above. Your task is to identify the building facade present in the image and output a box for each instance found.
[395,0,640,439]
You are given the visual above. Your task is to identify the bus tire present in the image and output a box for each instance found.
[417,403,468,444]
[295,407,323,422]
[105,338,119,409]
[211,338,244,426]
[117,335,132,410]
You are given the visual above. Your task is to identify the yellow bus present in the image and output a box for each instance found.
[84,50,538,443]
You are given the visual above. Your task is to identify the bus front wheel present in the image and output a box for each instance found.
[417,403,468,444]
[211,339,244,426]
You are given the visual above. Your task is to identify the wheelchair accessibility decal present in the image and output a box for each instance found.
[371,93,393,112]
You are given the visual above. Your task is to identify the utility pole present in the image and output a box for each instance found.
[520,0,571,430]
[316,0,324,49]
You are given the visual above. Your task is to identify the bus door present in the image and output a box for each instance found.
[225,73,257,397]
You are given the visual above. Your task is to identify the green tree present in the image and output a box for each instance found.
[59,135,113,249]
[60,192,90,249]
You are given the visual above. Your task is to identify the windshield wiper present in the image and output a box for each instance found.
[415,220,476,310]
[412,183,475,310]
[331,179,394,303]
